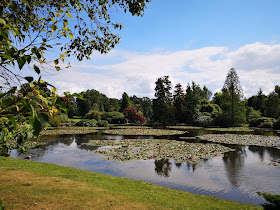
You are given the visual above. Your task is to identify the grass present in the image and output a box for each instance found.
[0,157,259,209]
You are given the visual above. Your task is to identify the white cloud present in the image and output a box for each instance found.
[49,42,280,99]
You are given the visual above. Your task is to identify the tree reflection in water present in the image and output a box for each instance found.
[154,159,172,177]
[223,146,246,187]
[248,145,265,161]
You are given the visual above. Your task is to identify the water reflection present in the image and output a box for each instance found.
[223,146,246,187]
[154,159,172,177]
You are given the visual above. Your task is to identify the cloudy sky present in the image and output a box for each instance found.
[45,0,280,99]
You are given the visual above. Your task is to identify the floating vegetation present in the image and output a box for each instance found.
[86,139,234,163]
[103,128,186,136]
[199,134,280,148]
[111,126,152,129]
[167,126,203,130]
[41,126,98,135]
[206,127,253,132]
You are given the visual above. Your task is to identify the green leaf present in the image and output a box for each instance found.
[37,113,49,130]
[24,55,31,64]
[24,77,33,83]
[0,18,6,24]
[72,93,84,100]
[0,54,14,63]
[34,65,40,74]
[8,116,17,129]
[31,115,42,136]
[54,59,59,65]
[17,57,26,70]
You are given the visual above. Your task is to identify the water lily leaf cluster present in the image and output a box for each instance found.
[103,128,186,136]
[167,126,203,130]
[199,134,280,147]
[206,127,253,132]
[87,139,234,163]
[111,126,152,129]
[41,127,97,135]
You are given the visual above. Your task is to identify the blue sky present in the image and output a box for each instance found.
[43,0,280,99]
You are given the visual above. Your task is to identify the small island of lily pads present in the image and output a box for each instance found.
[40,126,98,135]
[167,126,203,130]
[199,134,280,148]
[103,128,186,136]
[86,139,234,163]
[206,127,253,132]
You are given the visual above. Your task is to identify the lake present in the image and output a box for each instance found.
[11,128,280,206]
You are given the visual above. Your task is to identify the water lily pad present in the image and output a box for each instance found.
[111,126,152,129]
[206,127,253,132]
[167,126,203,130]
[41,126,97,135]
[199,134,280,148]
[103,128,186,136]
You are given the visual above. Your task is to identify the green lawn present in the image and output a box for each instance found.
[0,157,259,209]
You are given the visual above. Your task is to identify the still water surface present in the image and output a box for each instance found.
[11,129,280,206]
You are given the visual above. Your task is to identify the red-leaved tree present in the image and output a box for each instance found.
[123,106,147,124]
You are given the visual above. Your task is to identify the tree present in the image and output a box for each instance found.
[0,0,150,156]
[247,88,266,114]
[120,92,132,111]
[123,106,146,124]
[173,83,185,123]
[219,68,245,126]
[153,76,174,125]
[264,91,280,118]
[184,82,200,124]
[140,97,153,121]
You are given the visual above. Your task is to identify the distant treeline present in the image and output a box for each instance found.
[62,68,280,128]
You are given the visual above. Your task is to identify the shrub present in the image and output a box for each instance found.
[274,117,280,130]
[101,112,125,124]
[249,117,277,128]
[195,114,214,127]
[60,113,71,123]
[123,106,147,125]
[257,192,280,209]
[75,119,97,127]
[84,111,101,121]
[49,115,61,127]
[96,120,109,127]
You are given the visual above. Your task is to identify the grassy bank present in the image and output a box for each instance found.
[0,157,259,209]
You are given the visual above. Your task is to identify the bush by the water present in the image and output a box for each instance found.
[60,113,72,123]
[84,111,101,121]
[194,114,214,127]
[101,112,125,124]
[75,119,97,127]
[75,119,109,127]
[257,192,280,209]
[249,117,277,128]
[48,114,61,127]
[96,120,109,127]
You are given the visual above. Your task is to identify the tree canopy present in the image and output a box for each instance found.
[0,0,151,156]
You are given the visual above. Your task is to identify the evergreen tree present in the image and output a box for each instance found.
[264,91,280,118]
[173,83,185,123]
[120,92,132,111]
[219,68,246,126]
[153,76,174,124]
[184,82,200,124]
[140,97,153,121]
